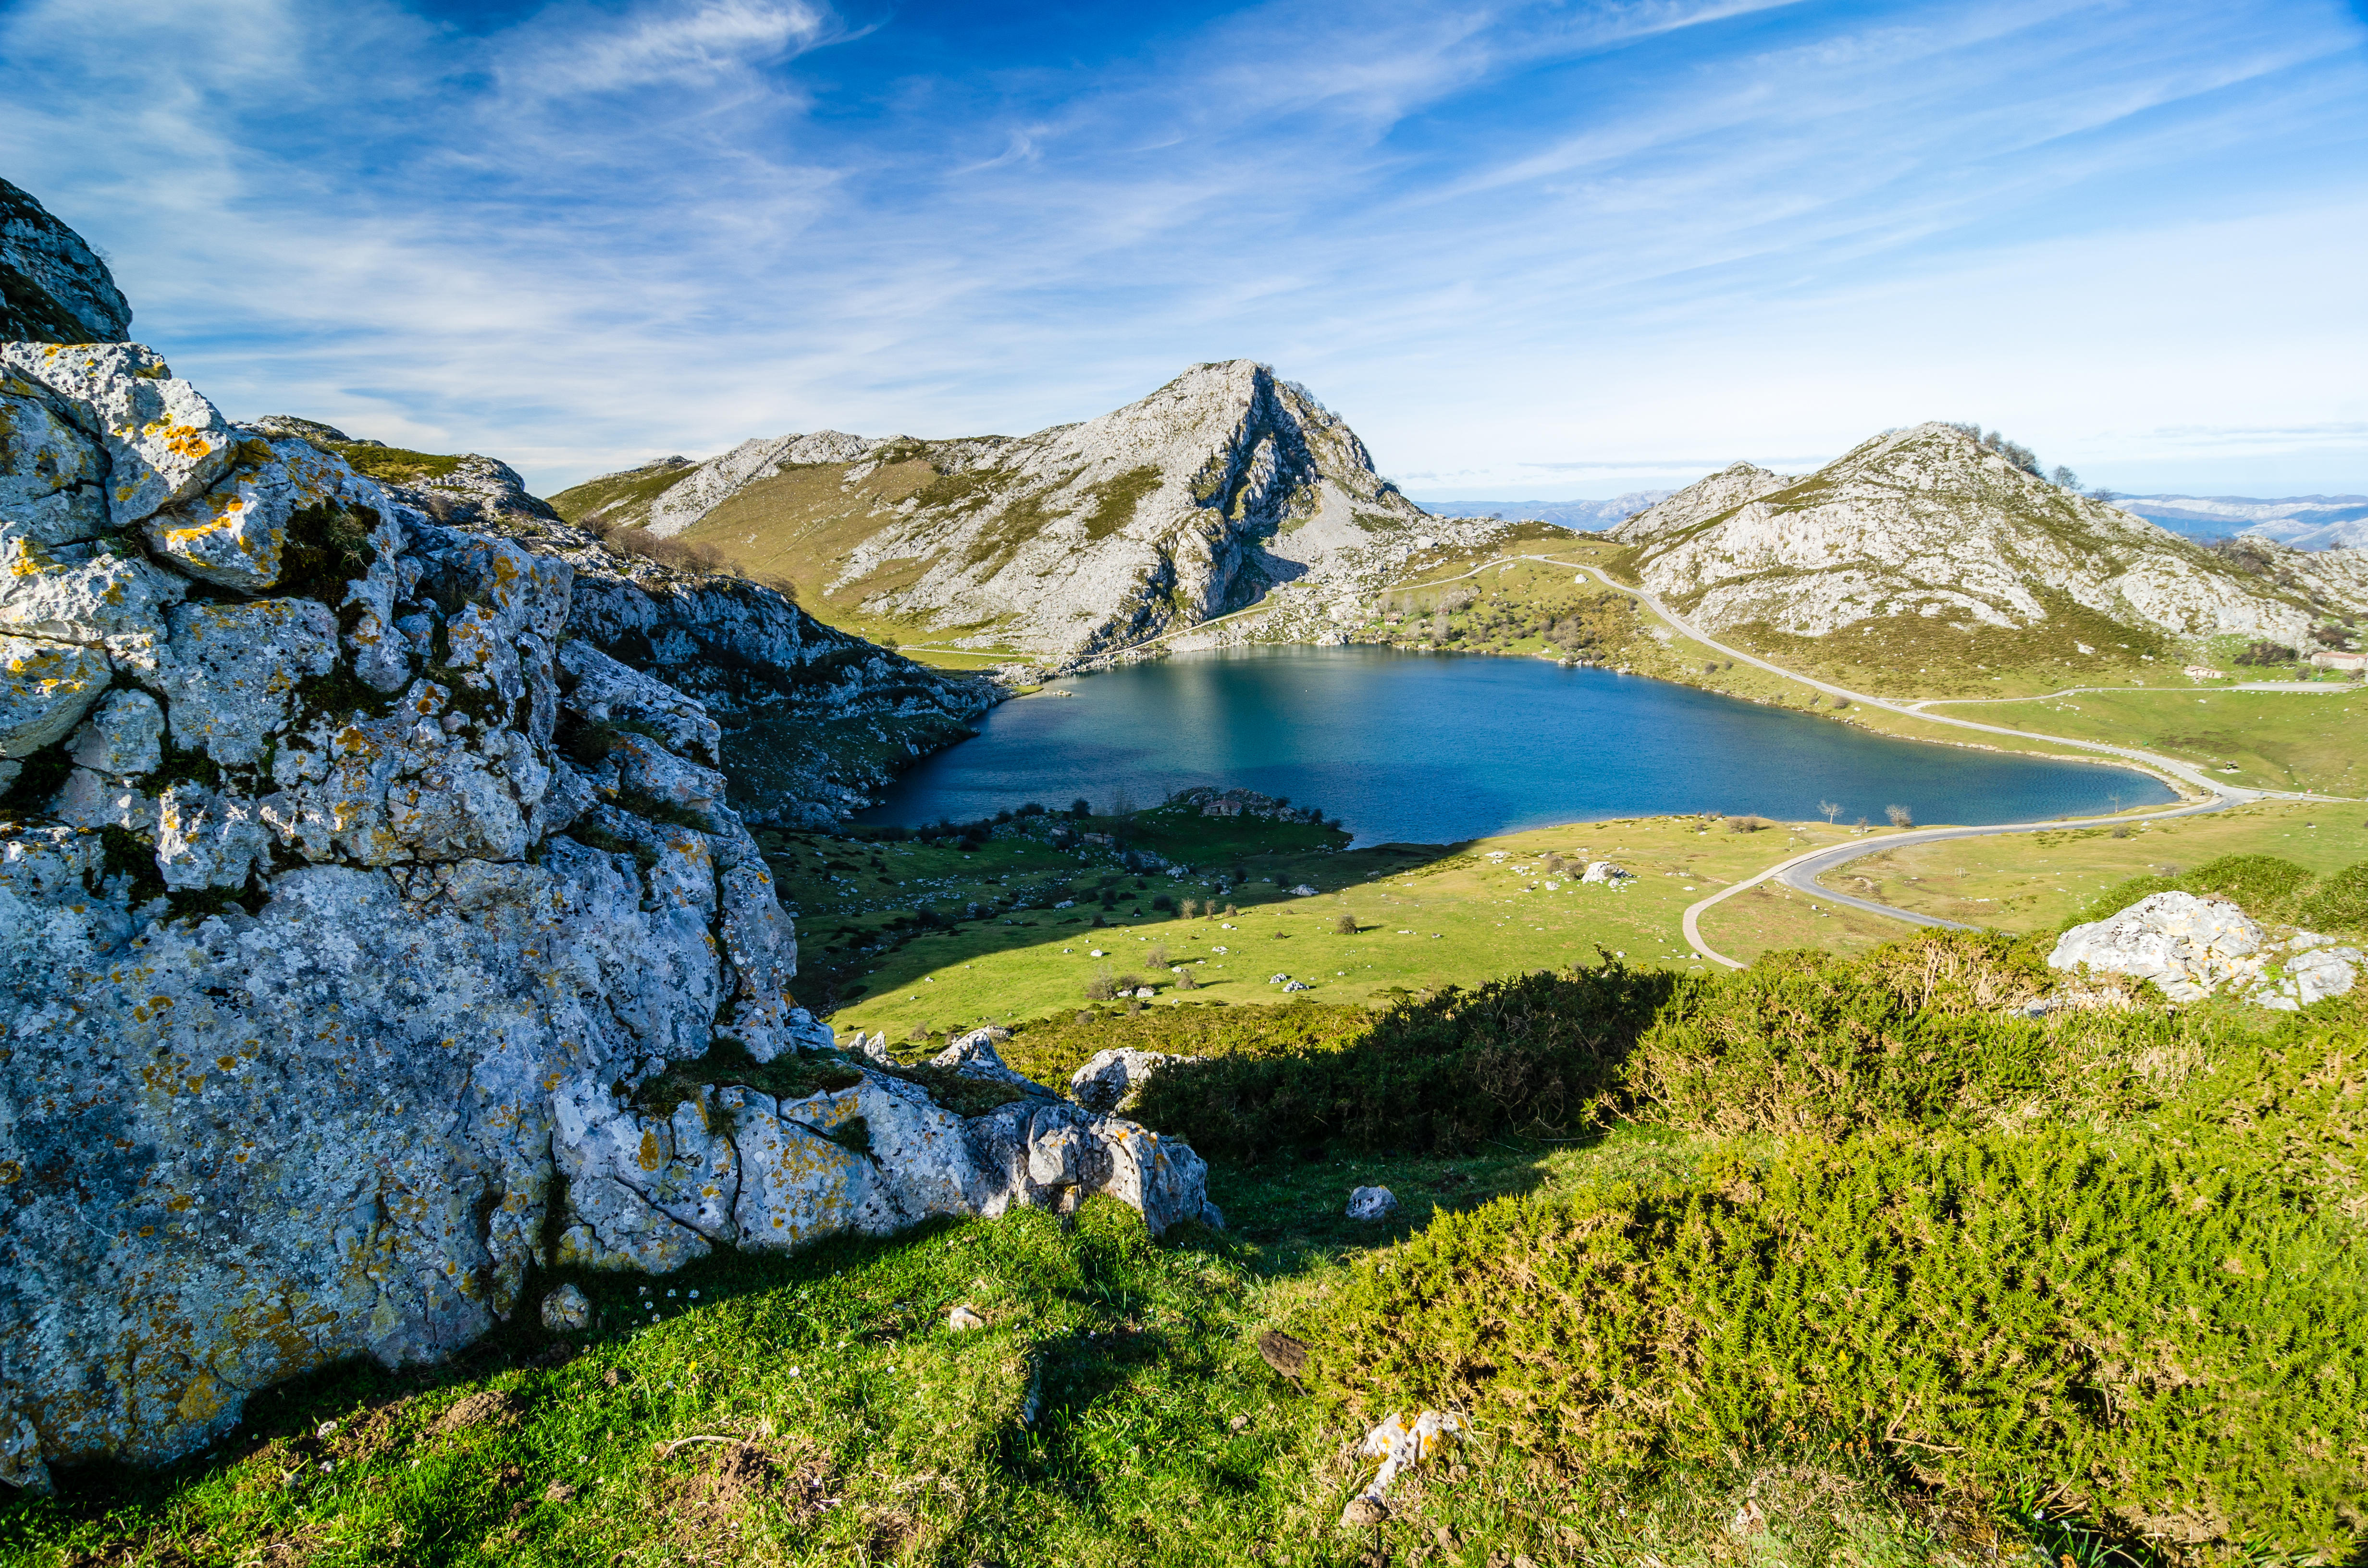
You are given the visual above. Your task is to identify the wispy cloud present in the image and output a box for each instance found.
[2,0,2363,494]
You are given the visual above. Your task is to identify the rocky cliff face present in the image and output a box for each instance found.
[0,344,1214,1490]
[249,417,1004,826]
[1611,426,2363,647]
[555,361,1506,659]
[0,179,132,344]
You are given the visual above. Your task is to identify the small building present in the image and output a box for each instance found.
[2309,650,2368,672]
[2182,664,2224,681]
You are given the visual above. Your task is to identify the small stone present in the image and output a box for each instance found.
[948,1304,987,1331]
[544,1480,576,1503]
[541,1284,592,1331]
[1341,1495,1390,1527]
[1229,1413,1250,1432]
[1346,1186,1398,1222]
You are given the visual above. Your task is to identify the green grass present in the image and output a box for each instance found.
[788,802,1889,1037]
[1830,799,2368,934]
[1930,686,2368,794]
[547,461,695,528]
[323,442,466,488]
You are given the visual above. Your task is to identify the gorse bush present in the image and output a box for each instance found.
[1299,1124,2368,1558]
[1132,963,1672,1158]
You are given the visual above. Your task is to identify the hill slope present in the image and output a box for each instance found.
[554,361,1502,658]
[1609,424,2366,688]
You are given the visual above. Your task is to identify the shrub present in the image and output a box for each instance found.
[1332,911,1359,935]
[1150,894,1174,913]
[1132,962,1671,1158]
[1181,898,1200,919]
[1621,937,2060,1139]
[1146,944,1169,968]
[2235,640,2299,666]
[1885,804,1913,827]
[1297,1126,2368,1557]
[2299,862,2368,930]
[1174,969,1198,991]
[2066,854,2323,930]
[1724,815,1773,833]
[1083,970,1117,1002]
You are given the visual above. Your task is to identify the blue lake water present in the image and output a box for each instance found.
[862,647,2174,845]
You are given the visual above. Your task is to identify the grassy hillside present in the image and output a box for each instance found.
[1925,686,2368,795]
[1817,798,2368,932]
[18,928,2362,1566]
[762,798,1905,1038]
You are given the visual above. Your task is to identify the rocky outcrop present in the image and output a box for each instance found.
[246,421,1003,826]
[0,344,1213,1488]
[2048,891,2360,1009]
[1,179,132,344]
[552,361,1512,660]
[1612,425,2359,649]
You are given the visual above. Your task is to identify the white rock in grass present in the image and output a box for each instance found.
[2048,891,2265,1002]
[1345,1186,1397,1222]
[1069,1047,1188,1113]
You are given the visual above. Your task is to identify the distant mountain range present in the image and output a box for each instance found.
[2111,495,2368,551]
[1416,494,1675,530]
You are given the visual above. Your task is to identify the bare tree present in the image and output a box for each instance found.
[1819,800,1842,824]
[1886,805,1913,828]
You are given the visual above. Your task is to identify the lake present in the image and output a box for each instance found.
[862,647,2175,844]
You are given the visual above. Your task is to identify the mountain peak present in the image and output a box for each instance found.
[553,363,1453,657]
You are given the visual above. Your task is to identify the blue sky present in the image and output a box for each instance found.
[4,0,2364,497]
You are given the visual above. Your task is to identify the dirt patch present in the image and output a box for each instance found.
[711,1441,777,1508]
[332,1395,413,1461]
[435,1388,526,1435]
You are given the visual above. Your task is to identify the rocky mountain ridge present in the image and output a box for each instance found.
[555,361,1513,660]
[0,341,1213,1489]
[1609,425,2368,660]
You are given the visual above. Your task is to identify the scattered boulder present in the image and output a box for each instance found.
[2049,890,2360,1007]
[947,1305,986,1331]
[1289,883,1318,896]
[540,1284,592,1331]
[1341,1409,1468,1528]
[1346,1186,1398,1222]
[1070,1047,1188,1113]
[1580,860,1631,884]
[930,1028,1057,1097]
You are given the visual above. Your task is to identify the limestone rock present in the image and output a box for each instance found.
[1580,860,1631,884]
[0,343,235,527]
[2049,892,2266,1003]
[0,537,188,642]
[157,598,340,765]
[1346,1185,1398,1221]
[1069,1047,1188,1113]
[0,372,110,546]
[69,688,164,775]
[932,1029,1059,1098]
[1,633,108,755]
[1,176,133,343]
[142,436,361,592]
[2244,939,2362,1011]
[0,342,1218,1487]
